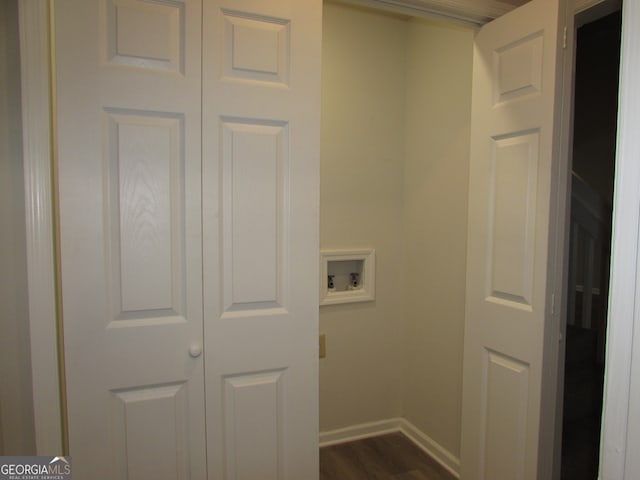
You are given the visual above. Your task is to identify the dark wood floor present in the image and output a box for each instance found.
[561,325,605,479]
[320,432,456,480]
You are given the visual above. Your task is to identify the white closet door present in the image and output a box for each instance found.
[201,0,321,478]
[55,1,205,478]
[461,0,570,478]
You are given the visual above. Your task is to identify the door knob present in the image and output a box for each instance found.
[189,343,202,358]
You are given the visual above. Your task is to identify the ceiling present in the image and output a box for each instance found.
[346,0,609,26]
[343,0,531,25]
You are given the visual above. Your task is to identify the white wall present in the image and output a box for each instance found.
[320,2,474,459]
[402,17,473,458]
[0,0,36,455]
[320,2,407,430]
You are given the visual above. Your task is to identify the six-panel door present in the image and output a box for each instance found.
[55,0,320,478]
[461,0,568,478]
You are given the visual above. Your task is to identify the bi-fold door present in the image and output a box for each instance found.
[55,0,320,478]
[461,0,571,478]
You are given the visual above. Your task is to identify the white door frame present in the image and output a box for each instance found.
[18,0,63,455]
[599,0,640,478]
[18,0,640,475]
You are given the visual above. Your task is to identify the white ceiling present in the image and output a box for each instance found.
[344,0,531,25]
[347,0,606,26]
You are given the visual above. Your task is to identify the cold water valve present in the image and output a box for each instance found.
[328,275,336,291]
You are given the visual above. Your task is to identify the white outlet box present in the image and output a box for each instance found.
[320,249,375,306]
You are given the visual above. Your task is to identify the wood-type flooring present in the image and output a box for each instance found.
[320,432,456,480]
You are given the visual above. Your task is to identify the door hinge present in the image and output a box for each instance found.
[551,293,556,315]
[563,26,567,49]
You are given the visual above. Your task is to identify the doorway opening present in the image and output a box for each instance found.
[562,6,621,479]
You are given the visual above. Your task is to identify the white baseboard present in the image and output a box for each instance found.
[319,418,403,447]
[319,417,460,478]
[398,418,460,478]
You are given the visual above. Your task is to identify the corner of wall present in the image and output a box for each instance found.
[401,17,474,458]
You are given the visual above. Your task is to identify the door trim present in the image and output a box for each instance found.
[600,0,640,477]
[18,0,64,455]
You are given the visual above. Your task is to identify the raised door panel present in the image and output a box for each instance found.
[105,109,186,322]
[221,119,289,312]
[482,352,530,479]
[488,131,539,308]
[223,370,285,480]
[104,0,185,72]
[111,383,189,480]
[221,10,290,85]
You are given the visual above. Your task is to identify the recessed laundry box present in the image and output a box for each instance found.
[320,249,375,306]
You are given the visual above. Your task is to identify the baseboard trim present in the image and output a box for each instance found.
[319,418,403,447]
[398,419,460,478]
[319,418,460,478]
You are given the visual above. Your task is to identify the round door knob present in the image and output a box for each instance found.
[189,344,202,358]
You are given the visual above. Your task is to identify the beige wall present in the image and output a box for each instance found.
[320,2,407,430]
[321,3,473,458]
[402,18,473,458]
[0,0,37,455]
